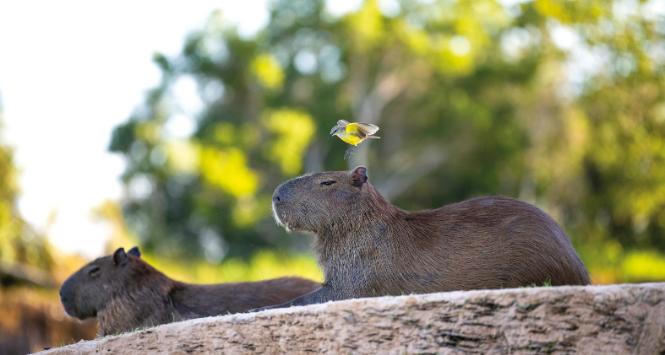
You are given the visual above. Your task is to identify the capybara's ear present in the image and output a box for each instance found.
[113,248,128,266]
[128,246,141,258]
[350,166,368,187]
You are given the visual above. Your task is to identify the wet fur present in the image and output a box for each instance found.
[269,167,590,307]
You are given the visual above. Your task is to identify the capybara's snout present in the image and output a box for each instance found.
[272,186,284,203]
[59,278,77,317]
[272,181,294,204]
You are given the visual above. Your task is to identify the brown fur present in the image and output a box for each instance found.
[60,247,319,335]
[268,166,590,308]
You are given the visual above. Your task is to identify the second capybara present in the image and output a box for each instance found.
[267,166,590,308]
[60,247,320,335]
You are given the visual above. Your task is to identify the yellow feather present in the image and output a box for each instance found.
[340,134,363,146]
[345,123,362,134]
[346,122,379,135]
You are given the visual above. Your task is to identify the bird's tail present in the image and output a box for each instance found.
[368,135,381,139]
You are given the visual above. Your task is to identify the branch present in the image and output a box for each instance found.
[375,145,447,200]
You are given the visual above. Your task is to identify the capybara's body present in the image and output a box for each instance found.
[59,247,319,335]
[269,167,590,307]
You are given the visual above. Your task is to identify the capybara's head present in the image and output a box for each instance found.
[59,247,142,319]
[272,166,374,233]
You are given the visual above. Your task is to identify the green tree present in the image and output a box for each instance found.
[110,0,665,282]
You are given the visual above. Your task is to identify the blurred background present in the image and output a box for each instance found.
[1,0,665,352]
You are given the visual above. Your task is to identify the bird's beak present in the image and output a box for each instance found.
[330,126,338,135]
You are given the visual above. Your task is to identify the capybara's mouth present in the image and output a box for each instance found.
[272,201,292,232]
[62,302,83,319]
[60,294,78,318]
[62,305,75,318]
[61,296,97,319]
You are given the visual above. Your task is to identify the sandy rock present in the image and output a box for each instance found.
[37,283,665,354]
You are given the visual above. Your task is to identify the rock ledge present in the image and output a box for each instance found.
[38,283,665,354]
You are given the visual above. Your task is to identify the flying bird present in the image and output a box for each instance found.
[330,120,380,146]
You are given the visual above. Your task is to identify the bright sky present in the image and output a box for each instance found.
[0,0,370,259]
[0,1,269,257]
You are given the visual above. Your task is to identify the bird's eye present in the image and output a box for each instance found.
[320,180,336,186]
[88,266,100,277]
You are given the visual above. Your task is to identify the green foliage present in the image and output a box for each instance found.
[109,0,665,283]
[142,249,322,284]
[621,251,665,282]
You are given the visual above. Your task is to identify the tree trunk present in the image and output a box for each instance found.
[38,283,665,354]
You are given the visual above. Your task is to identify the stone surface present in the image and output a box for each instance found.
[37,283,665,354]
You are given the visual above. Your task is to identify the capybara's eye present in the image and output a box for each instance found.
[88,266,101,277]
[320,180,336,186]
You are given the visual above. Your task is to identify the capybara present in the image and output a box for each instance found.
[268,166,590,308]
[60,247,319,335]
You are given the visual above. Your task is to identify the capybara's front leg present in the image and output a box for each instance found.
[251,285,343,312]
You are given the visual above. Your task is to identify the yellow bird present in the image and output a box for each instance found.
[330,120,381,146]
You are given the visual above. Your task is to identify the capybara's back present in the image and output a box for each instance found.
[420,196,590,290]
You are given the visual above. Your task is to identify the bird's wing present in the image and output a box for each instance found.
[332,119,350,134]
[348,122,380,135]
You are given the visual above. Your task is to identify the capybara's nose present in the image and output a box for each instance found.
[59,279,73,301]
[59,288,70,306]
[273,190,283,203]
[273,184,290,203]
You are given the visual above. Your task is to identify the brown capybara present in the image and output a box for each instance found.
[59,247,319,335]
[267,166,590,308]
